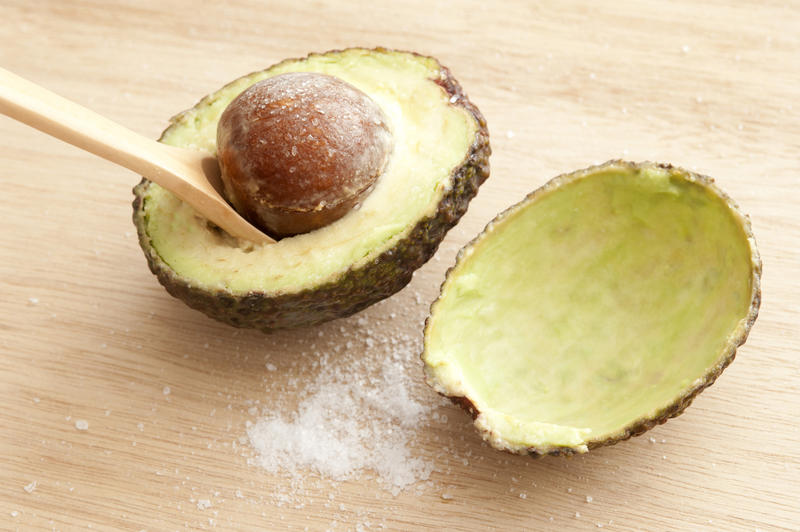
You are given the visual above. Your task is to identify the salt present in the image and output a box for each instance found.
[246,328,433,494]
[23,481,37,493]
[75,420,89,431]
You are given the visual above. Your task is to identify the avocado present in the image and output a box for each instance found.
[132,48,490,331]
[422,161,761,456]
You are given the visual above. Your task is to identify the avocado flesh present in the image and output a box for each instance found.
[141,49,478,294]
[423,161,759,454]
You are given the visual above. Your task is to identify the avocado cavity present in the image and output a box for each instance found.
[423,161,760,455]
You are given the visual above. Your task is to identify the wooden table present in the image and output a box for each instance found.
[1,1,798,530]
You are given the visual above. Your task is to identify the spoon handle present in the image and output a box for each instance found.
[0,67,273,244]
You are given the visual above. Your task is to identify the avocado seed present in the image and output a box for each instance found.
[216,72,392,238]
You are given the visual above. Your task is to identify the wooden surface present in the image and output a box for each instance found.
[1,1,798,530]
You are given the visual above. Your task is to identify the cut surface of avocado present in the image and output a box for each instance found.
[144,50,477,293]
[133,48,490,331]
[423,161,760,455]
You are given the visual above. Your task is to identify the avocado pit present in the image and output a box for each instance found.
[216,72,393,238]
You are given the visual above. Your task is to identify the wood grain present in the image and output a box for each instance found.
[1,1,798,530]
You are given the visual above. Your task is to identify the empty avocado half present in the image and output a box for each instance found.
[422,161,761,456]
[132,48,489,331]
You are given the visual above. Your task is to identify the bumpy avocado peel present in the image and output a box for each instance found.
[422,160,761,457]
[132,48,490,332]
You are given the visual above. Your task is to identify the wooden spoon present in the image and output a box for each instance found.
[0,67,275,244]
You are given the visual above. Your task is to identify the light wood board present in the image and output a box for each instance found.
[1,1,798,530]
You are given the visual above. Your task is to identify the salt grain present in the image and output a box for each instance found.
[197,499,212,510]
[23,481,37,493]
[75,420,89,431]
[162,386,171,395]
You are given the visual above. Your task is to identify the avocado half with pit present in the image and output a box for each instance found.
[132,48,490,331]
[422,161,761,455]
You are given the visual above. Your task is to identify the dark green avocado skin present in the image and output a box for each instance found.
[132,52,490,332]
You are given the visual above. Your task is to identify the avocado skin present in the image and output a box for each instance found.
[132,50,490,332]
[423,160,761,457]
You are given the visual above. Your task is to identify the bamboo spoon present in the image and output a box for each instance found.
[0,67,275,244]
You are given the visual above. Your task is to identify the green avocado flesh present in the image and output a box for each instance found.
[141,49,478,294]
[423,162,758,454]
